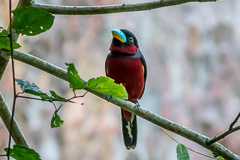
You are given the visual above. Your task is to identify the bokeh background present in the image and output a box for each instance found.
[1,0,240,159]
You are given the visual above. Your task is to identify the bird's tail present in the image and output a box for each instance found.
[121,109,137,150]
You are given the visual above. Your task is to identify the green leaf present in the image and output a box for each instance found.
[65,63,127,98]
[176,144,190,160]
[66,63,87,90]
[12,6,54,36]
[87,76,127,99]
[49,90,66,101]
[4,144,41,160]
[51,110,64,128]
[217,156,225,160]
[0,29,21,50]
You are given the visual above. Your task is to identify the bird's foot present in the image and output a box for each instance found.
[135,98,141,111]
[106,95,112,101]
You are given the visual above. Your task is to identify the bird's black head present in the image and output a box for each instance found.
[112,29,139,48]
[110,29,139,55]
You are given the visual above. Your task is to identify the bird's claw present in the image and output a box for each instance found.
[135,98,141,111]
[106,95,112,101]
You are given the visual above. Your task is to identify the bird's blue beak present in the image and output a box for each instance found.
[111,29,127,43]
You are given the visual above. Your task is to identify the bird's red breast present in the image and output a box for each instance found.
[106,55,145,121]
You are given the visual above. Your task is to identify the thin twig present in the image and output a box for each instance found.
[7,0,18,158]
[206,112,240,145]
[17,95,45,101]
[229,112,240,130]
[67,91,88,102]
[0,0,32,157]
[161,129,216,159]
[73,90,76,97]
[56,104,63,112]
[0,155,7,156]
[0,1,31,157]
[31,0,219,15]
[50,102,57,110]
[206,126,240,145]
[17,91,87,104]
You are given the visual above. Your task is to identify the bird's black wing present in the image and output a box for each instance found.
[139,50,147,99]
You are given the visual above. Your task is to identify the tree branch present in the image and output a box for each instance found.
[206,112,240,145]
[206,126,240,145]
[8,49,240,160]
[10,50,69,81]
[0,92,29,147]
[31,0,218,15]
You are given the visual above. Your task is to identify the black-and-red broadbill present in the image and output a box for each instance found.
[105,29,147,149]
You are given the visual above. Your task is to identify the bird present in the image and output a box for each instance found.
[105,29,147,150]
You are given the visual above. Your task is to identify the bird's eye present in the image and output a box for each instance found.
[129,37,134,43]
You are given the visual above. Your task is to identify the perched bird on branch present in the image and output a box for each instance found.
[105,29,147,149]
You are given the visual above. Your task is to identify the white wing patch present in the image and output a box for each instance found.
[125,114,135,141]
[126,122,133,140]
